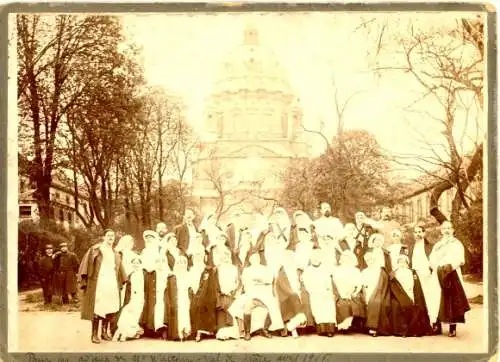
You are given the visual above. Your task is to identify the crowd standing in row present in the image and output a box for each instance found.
[74,203,470,344]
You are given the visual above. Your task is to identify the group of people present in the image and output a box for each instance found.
[75,203,471,344]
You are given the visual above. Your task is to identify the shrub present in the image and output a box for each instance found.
[455,200,483,276]
[18,220,70,290]
[18,221,101,291]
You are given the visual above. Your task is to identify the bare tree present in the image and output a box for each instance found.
[362,15,484,224]
[201,148,264,222]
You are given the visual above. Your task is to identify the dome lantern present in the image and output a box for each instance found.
[243,24,259,46]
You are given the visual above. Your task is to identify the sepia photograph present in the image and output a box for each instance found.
[6,6,493,356]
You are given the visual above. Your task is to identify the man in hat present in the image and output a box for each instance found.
[53,241,80,304]
[36,244,55,304]
[174,208,198,254]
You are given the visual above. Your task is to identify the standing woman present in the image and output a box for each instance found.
[332,250,364,332]
[79,229,126,344]
[429,221,470,337]
[166,256,192,341]
[214,251,241,341]
[302,247,337,337]
[361,248,392,337]
[409,225,442,334]
[189,243,218,342]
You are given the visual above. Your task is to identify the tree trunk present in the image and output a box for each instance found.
[429,143,483,224]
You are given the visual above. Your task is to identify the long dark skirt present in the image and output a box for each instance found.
[216,294,234,330]
[274,268,304,323]
[389,272,433,337]
[140,271,158,332]
[336,298,354,325]
[190,269,218,334]
[438,269,470,323]
[365,269,392,336]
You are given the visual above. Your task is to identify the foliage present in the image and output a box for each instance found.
[280,130,393,221]
[18,220,100,290]
[115,179,190,247]
[455,199,483,275]
[17,15,142,223]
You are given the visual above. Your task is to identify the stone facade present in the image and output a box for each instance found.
[192,25,310,220]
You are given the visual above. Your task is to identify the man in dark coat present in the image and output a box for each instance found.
[53,242,80,304]
[37,244,55,305]
[173,208,198,254]
[79,230,127,344]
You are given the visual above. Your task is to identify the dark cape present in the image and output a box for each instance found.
[190,266,218,333]
[274,266,304,322]
[78,245,126,321]
[437,267,470,323]
[389,269,433,337]
[139,270,166,332]
[364,267,393,336]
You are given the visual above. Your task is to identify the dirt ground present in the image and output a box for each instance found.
[13,279,488,353]
[15,304,487,353]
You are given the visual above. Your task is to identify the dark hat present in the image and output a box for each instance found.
[45,244,54,249]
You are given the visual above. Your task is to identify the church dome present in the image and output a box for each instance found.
[211,25,293,95]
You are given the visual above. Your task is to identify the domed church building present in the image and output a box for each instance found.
[192,25,310,219]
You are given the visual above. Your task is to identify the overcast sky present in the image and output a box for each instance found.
[121,12,484,180]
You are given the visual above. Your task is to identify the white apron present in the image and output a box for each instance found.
[412,241,441,323]
[303,265,336,324]
[94,245,120,318]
